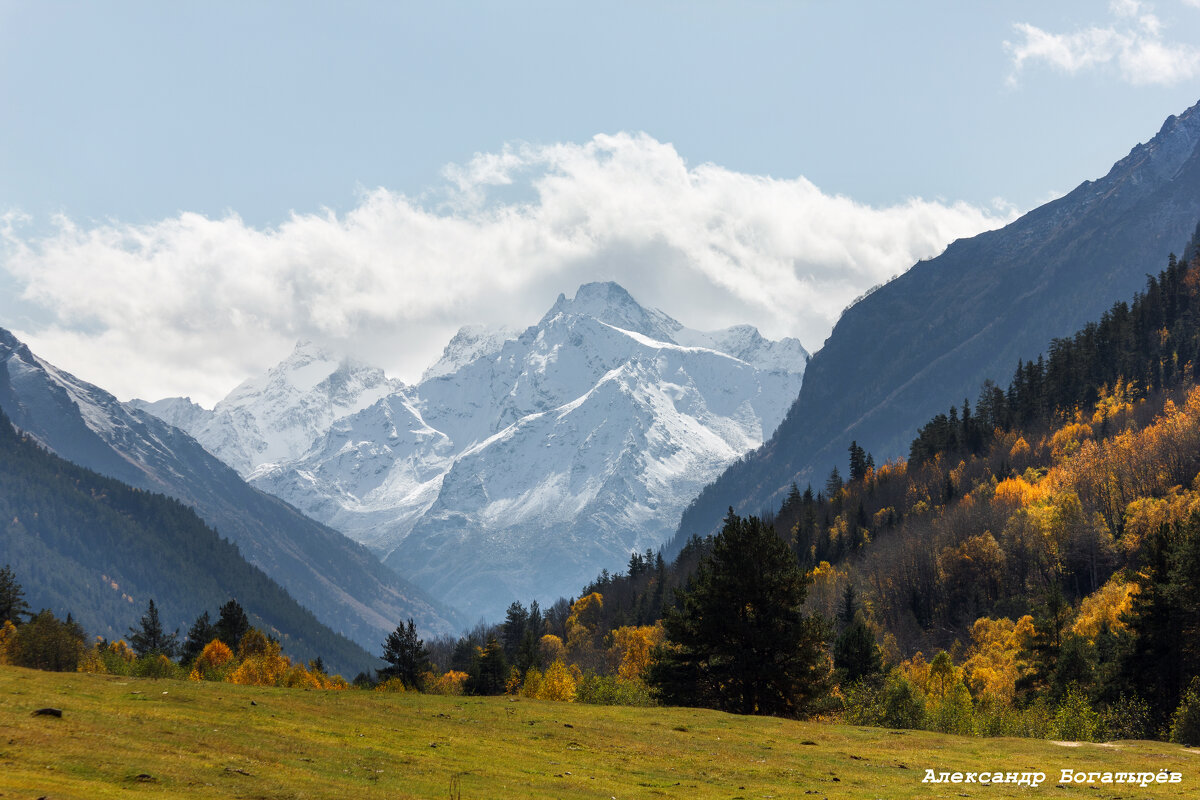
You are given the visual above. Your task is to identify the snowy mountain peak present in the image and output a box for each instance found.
[541,281,681,340]
[422,324,519,381]
[135,340,402,475]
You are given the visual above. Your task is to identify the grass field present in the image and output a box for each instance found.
[0,665,1196,799]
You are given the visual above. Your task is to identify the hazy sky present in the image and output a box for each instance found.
[3,1,1200,405]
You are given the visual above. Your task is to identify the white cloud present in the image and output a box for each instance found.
[0,133,1012,406]
[1005,2,1200,86]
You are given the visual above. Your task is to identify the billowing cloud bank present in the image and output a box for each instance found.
[1,133,1011,405]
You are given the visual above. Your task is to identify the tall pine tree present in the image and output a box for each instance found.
[648,509,831,716]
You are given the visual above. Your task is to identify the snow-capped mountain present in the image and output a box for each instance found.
[135,342,401,476]
[144,282,808,618]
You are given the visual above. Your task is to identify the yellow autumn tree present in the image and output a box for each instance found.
[565,593,604,659]
[107,639,137,664]
[897,651,931,691]
[961,615,1034,704]
[1072,577,1138,641]
[189,638,235,681]
[807,561,849,622]
[76,638,107,674]
[0,619,14,664]
[1050,422,1092,460]
[607,623,665,681]
[538,659,577,701]
[521,666,543,698]
[927,651,958,701]
[229,631,291,687]
[539,634,566,665]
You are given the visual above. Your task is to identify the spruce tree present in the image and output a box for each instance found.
[501,601,529,664]
[848,442,867,483]
[466,636,508,695]
[516,600,543,672]
[180,610,216,664]
[128,599,179,658]
[0,564,30,626]
[215,599,250,652]
[834,616,882,685]
[1017,582,1072,699]
[825,467,843,496]
[648,509,831,717]
[381,618,430,689]
[833,584,882,685]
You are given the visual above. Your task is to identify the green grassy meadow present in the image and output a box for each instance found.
[0,665,1196,799]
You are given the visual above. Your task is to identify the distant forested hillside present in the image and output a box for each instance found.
[0,406,379,677]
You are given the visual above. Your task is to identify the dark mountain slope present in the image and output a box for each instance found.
[0,405,376,677]
[676,99,1200,544]
[0,328,462,647]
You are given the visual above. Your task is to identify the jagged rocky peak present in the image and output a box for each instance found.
[1101,98,1200,188]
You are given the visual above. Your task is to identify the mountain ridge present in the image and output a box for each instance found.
[674,97,1200,545]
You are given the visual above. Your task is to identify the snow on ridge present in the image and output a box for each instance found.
[422,324,520,382]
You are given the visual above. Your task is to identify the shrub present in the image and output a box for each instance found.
[10,611,85,672]
[1170,677,1200,746]
[282,664,324,689]
[132,653,183,680]
[1054,685,1102,742]
[1008,699,1056,739]
[575,673,655,706]
[0,619,16,664]
[427,670,468,696]
[929,681,976,736]
[881,670,926,730]
[102,640,137,675]
[1100,695,1153,741]
[76,642,107,674]
[842,679,885,726]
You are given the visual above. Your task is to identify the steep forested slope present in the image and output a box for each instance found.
[0,406,377,676]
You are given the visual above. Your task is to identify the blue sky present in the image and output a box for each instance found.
[3,1,1200,404]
